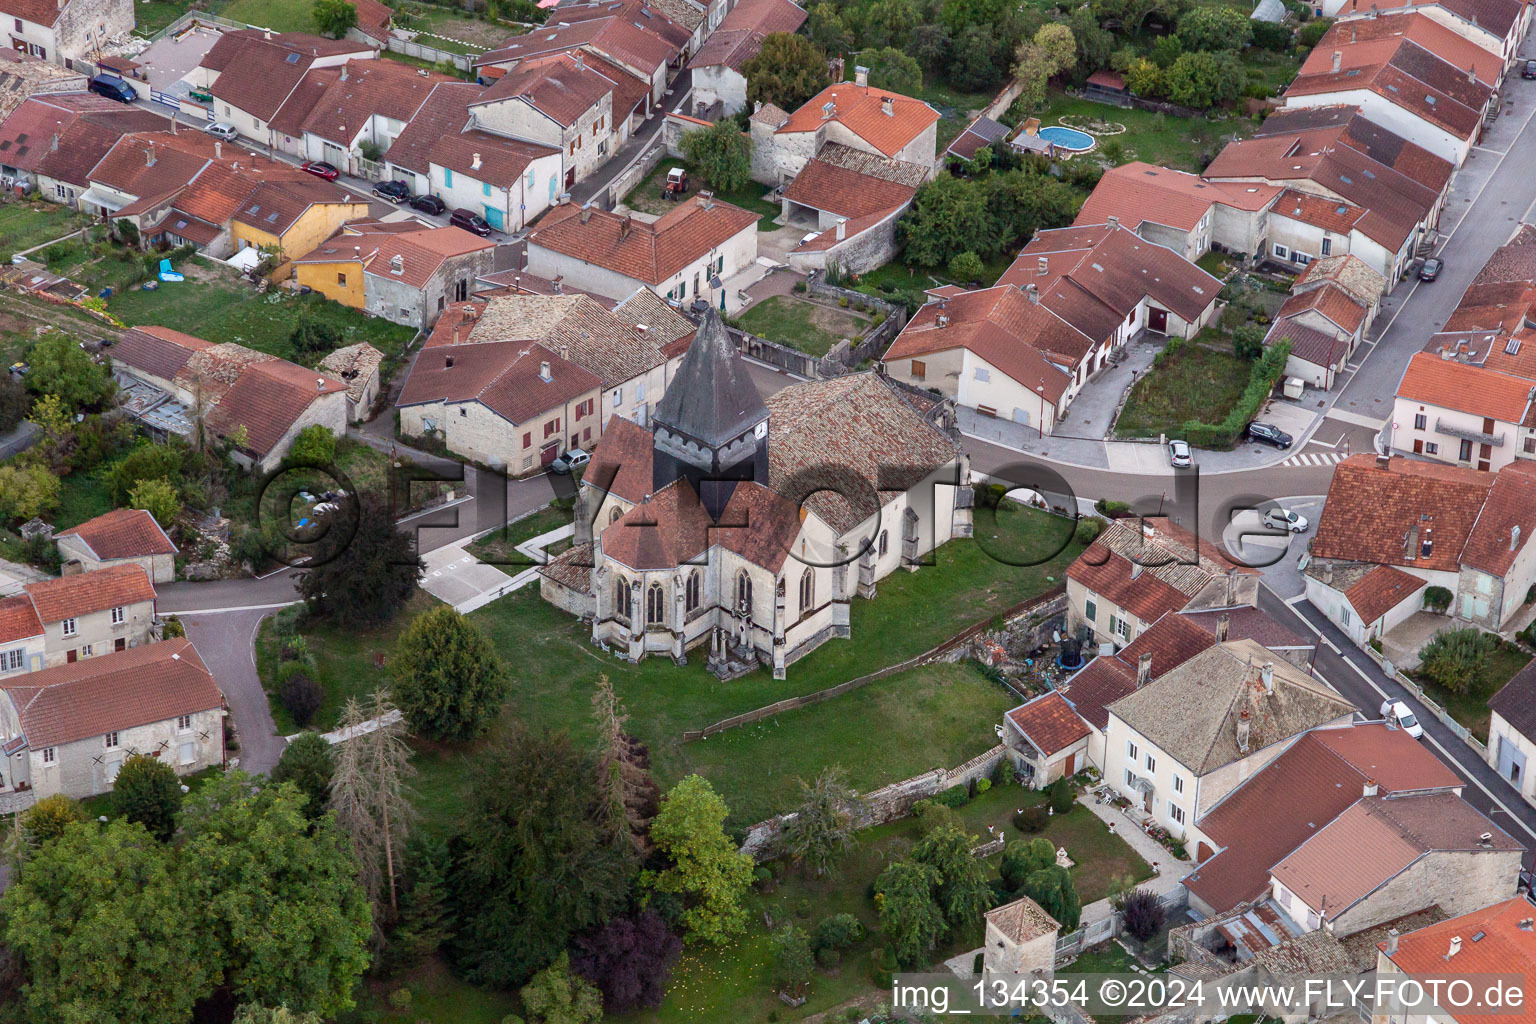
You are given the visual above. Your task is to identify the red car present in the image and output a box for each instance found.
[301,160,340,181]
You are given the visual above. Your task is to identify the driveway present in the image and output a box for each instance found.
[181,608,286,776]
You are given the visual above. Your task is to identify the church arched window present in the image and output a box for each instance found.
[615,576,631,619]
[799,568,814,613]
[736,570,752,612]
[646,582,665,625]
[686,570,701,613]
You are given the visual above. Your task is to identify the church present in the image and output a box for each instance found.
[539,308,972,679]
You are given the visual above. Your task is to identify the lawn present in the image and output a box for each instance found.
[1113,335,1252,439]
[0,202,91,259]
[1036,92,1252,173]
[1412,640,1531,742]
[466,497,574,567]
[216,0,317,32]
[100,256,417,364]
[622,162,781,229]
[132,0,195,35]
[412,8,520,52]
[916,81,996,151]
[734,295,871,358]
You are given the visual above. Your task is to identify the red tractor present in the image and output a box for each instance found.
[661,167,690,201]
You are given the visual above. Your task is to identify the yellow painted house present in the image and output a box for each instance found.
[231,180,370,280]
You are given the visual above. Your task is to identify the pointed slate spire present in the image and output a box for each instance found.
[651,305,768,457]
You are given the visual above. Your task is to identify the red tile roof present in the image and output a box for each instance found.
[382,81,483,175]
[688,0,806,71]
[1278,281,1368,335]
[1116,612,1217,676]
[300,58,456,143]
[209,38,318,122]
[1007,691,1091,756]
[1343,564,1426,624]
[1272,187,1366,236]
[474,52,616,126]
[1268,317,1348,370]
[351,0,394,42]
[1067,544,1191,624]
[0,0,64,27]
[293,222,495,290]
[776,81,939,158]
[1308,722,1462,793]
[397,340,599,426]
[1075,162,1279,233]
[1384,898,1536,1023]
[1185,725,1461,913]
[782,156,916,219]
[0,637,222,748]
[0,594,42,644]
[476,1,685,75]
[563,49,651,120]
[582,413,654,503]
[1060,655,1138,730]
[1461,459,1536,577]
[1312,454,1494,573]
[1306,13,1501,85]
[1334,0,1521,44]
[23,564,155,624]
[1284,37,1488,142]
[527,196,759,286]
[1397,350,1535,422]
[55,508,177,561]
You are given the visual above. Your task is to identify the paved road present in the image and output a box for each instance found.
[181,608,286,776]
[1256,586,1536,864]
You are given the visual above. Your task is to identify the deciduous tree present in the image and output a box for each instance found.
[111,752,183,841]
[1177,5,1252,52]
[744,33,829,113]
[130,476,182,528]
[287,424,337,467]
[312,0,359,39]
[912,823,992,930]
[679,121,752,194]
[1163,49,1244,108]
[390,605,507,742]
[25,332,114,412]
[0,374,29,432]
[1023,864,1081,930]
[520,952,604,1024]
[864,46,922,94]
[1000,837,1055,893]
[899,174,990,268]
[770,924,814,998]
[643,775,754,944]
[0,463,60,522]
[1013,23,1076,110]
[572,909,680,1012]
[874,859,946,967]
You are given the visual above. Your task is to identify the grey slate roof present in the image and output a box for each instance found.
[651,306,767,448]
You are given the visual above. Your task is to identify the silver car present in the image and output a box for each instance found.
[205,122,238,141]
[1262,508,1309,533]
[1168,439,1192,468]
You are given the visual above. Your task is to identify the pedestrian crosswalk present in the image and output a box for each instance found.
[1280,451,1349,468]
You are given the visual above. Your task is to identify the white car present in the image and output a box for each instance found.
[1262,508,1309,533]
[204,122,238,141]
[1168,439,1192,468]
[1381,699,1424,739]
[799,230,821,246]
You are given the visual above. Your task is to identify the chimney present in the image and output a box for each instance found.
[1350,24,1356,42]
[854,64,868,87]
[881,96,893,117]
[697,191,714,210]
[1137,652,1153,687]
[214,140,221,159]
[354,245,361,259]
[1106,214,1118,230]
[936,313,949,328]
[144,146,155,167]
[390,253,403,275]
[580,205,593,224]
[1468,65,1476,84]
[835,217,846,241]
[1216,612,1230,642]
[753,100,762,114]
[539,359,552,381]
[1322,561,1333,586]
[553,275,564,294]
[1513,524,1522,552]
[472,152,482,170]
[49,133,57,152]
[452,324,461,345]
[1261,661,1275,695]
[1363,777,1378,797]
[619,213,632,240]
[1446,937,1462,960]
[1331,50,1342,73]
[445,354,454,368]
[1237,709,1251,753]
[1225,567,1236,605]
[1037,256,1049,276]
[315,377,325,391]
[341,66,348,82]
[1376,452,1391,470]
[559,343,569,361]
[264,28,271,38]
[1026,283,1039,305]
[1385,929,1399,956]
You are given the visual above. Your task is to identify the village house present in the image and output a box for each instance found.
[1182,721,1515,934]
[0,0,134,68]
[316,342,384,423]
[982,896,1059,978]
[0,595,44,676]
[1306,454,1536,633]
[1269,254,1386,390]
[538,310,970,679]
[525,194,759,304]
[0,638,224,803]
[1325,0,1530,69]
[1486,660,1536,804]
[54,508,177,584]
[749,74,940,186]
[473,0,687,110]
[111,325,349,472]
[1388,225,1536,468]
[1072,162,1282,262]
[1373,898,1536,1024]
[22,564,157,666]
[384,82,563,234]
[883,224,1222,435]
[1000,691,1091,788]
[297,58,458,177]
[686,0,805,118]
[1019,604,1313,772]
[291,221,497,328]
[0,47,84,119]
[781,141,931,275]
[0,93,168,207]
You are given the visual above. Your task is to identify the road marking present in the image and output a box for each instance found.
[1323,636,1341,654]
[1281,451,1348,467]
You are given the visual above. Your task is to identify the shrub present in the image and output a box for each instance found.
[1417,628,1499,696]
[1121,888,1166,941]
[1423,585,1453,612]
[280,672,324,726]
[1047,778,1074,814]
[870,946,898,988]
[975,778,991,793]
[1299,17,1333,47]
[1232,324,1265,361]
[1074,517,1102,545]
[389,989,413,1012]
[931,785,969,808]
[287,424,337,467]
[948,251,984,284]
[1095,498,1131,517]
[813,913,864,957]
[792,281,806,293]
[1013,805,1049,832]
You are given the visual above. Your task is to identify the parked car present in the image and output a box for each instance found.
[87,74,136,103]
[449,208,492,236]
[1381,699,1424,739]
[204,122,238,141]
[409,194,447,215]
[301,160,340,181]
[373,180,412,203]
[549,448,590,474]
[1168,439,1192,468]
[1247,422,1293,449]
[1523,58,1536,79]
[799,231,821,246]
[1419,257,1443,281]
[1261,508,1309,533]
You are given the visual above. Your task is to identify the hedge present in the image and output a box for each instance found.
[1178,339,1291,449]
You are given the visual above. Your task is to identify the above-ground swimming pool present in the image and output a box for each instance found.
[1036,125,1096,151]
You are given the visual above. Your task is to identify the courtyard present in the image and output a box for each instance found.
[734,293,874,357]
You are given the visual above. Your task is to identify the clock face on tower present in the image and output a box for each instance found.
[754,421,768,440]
